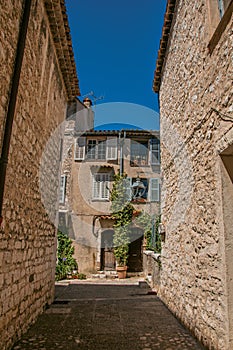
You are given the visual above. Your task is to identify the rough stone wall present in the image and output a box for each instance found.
[158,1,233,349]
[0,1,71,349]
[0,0,23,149]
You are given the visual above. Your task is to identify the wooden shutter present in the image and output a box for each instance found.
[74,137,86,160]
[150,178,160,202]
[106,137,118,160]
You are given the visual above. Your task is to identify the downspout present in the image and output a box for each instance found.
[119,130,126,176]
[119,130,122,176]
[0,0,32,226]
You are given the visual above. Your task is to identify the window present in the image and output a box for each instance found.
[150,139,160,165]
[123,178,160,202]
[130,140,148,166]
[130,139,160,166]
[74,137,118,161]
[150,178,160,202]
[218,0,232,17]
[218,0,225,17]
[74,137,86,160]
[124,177,148,201]
[86,139,106,160]
[92,173,110,200]
[106,137,118,160]
[97,140,106,160]
[87,139,97,159]
[208,0,233,53]
[59,175,66,203]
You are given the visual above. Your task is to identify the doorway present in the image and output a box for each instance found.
[220,146,233,348]
[101,229,115,271]
[127,227,143,272]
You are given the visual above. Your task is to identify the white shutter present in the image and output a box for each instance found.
[74,137,86,160]
[106,137,118,160]
[150,139,160,165]
[101,174,110,199]
[92,173,110,200]
[92,174,99,199]
[59,175,66,203]
[150,178,160,202]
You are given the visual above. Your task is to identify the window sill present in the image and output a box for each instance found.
[208,1,233,54]
[92,199,109,202]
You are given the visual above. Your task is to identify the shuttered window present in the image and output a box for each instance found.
[92,173,110,200]
[150,178,160,202]
[150,139,160,165]
[74,137,86,160]
[59,175,66,203]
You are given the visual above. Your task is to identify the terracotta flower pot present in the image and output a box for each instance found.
[116,266,127,279]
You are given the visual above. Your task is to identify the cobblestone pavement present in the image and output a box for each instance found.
[12,279,205,350]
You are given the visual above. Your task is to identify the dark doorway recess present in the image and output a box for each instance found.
[128,228,143,272]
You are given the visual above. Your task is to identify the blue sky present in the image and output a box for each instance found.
[66,0,166,129]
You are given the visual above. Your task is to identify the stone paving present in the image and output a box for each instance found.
[12,278,205,350]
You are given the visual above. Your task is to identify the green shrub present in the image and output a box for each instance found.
[56,231,78,281]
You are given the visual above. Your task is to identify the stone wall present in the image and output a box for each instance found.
[0,1,78,349]
[143,251,161,291]
[157,1,233,349]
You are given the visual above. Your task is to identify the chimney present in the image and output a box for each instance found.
[83,97,92,108]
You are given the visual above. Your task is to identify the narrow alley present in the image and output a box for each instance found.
[12,278,204,350]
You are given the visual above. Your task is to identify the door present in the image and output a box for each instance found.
[127,228,143,272]
[101,230,115,270]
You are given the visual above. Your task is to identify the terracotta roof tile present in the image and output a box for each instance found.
[44,0,80,100]
[153,0,176,93]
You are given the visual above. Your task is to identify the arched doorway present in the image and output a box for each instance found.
[128,227,143,272]
[101,229,115,271]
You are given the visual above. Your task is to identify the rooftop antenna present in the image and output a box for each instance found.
[82,91,104,108]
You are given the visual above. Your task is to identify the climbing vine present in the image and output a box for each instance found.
[135,212,161,253]
[110,173,134,266]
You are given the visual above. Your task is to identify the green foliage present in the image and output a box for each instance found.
[77,273,86,280]
[135,212,161,253]
[56,231,78,281]
[110,173,134,266]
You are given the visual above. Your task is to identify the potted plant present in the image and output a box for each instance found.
[113,226,129,279]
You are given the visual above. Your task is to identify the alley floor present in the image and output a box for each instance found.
[12,278,205,350]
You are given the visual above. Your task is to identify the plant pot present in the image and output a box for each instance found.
[116,266,127,279]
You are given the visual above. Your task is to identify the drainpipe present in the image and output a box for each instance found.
[0,0,32,226]
[119,130,122,176]
[119,130,126,176]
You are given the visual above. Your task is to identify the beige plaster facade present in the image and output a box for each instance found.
[0,1,79,349]
[154,1,233,349]
[59,124,160,274]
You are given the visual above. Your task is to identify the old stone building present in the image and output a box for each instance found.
[0,1,79,349]
[154,0,232,349]
[59,108,160,274]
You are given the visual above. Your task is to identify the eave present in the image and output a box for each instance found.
[44,0,80,100]
[153,0,176,93]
